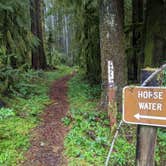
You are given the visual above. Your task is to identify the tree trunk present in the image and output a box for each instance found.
[84,0,101,84]
[144,0,166,67]
[100,0,126,111]
[64,15,69,57]
[132,0,144,82]
[30,0,47,69]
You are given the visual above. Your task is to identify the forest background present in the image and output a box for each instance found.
[0,0,166,165]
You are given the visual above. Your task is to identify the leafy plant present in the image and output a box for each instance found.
[62,116,72,126]
[0,66,44,98]
[155,72,166,165]
[63,74,107,165]
[0,108,15,120]
[162,69,166,86]
[63,72,138,166]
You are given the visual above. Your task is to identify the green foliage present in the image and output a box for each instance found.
[64,73,135,165]
[0,117,35,165]
[155,129,166,165]
[0,96,48,165]
[155,70,166,165]
[0,66,44,97]
[109,126,136,166]
[0,75,49,165]
[0,0,38,67]
[64,74,109,165]
[0,108,15,120]
[48,0,101,83]
[162,69,166,86]
[124,0,132,26]
[45,0,73,67]
[47,50,67,67]
[71,0,101,83]
[46,65,74,80]
[0,66,73,165]
[0,0,41,96]
[109,133,135,166]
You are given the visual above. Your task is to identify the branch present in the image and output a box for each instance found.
[142,64,166,86]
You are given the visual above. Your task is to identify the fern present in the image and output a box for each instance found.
[0,0,38,68]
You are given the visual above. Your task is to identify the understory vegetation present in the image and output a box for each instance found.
[64,73,136,166]
[63,71,166,166]
[0,0,165,165]
[0,66,73,165]
[0,68,165,165]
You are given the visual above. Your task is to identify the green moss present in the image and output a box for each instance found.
[144,38,154,66]
[142,67,157,71]
[144,0,166,67]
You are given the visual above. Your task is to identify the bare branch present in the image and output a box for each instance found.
[142,64,166,86]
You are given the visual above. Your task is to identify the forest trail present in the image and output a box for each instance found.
[22,75,73,166]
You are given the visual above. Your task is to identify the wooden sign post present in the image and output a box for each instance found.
[136,69,159,166]
[122,68,165,166]
[122,65,166,166]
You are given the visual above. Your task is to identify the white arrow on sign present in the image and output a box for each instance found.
[134,113,166,121]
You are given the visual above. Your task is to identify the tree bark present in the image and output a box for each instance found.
[144,0,166,67]
[84,0,101,84]
[100,0,126,111]
[132,0,144,82]
[136,69,158,166]
[30,0,47,69]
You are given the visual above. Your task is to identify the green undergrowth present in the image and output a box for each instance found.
[64,73,136,166]
[0,65,73,166]
[155,70,166,165]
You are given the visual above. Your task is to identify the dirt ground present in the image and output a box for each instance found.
[22,75,72,166]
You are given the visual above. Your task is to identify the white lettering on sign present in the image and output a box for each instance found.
[138,102,162,111]
[137,90,163,112]
[138,91,163,100]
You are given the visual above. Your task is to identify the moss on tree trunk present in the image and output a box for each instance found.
[100,0,126,111]
[144,0,166,67]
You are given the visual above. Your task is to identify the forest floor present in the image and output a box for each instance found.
[22,75,73,166]
[0,67,165,166]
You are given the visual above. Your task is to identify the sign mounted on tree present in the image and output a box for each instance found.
[108,60,114,88]
[123,86,166,127]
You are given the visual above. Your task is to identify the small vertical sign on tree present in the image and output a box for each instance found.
[108,60,117,129]
[108,60,114,88]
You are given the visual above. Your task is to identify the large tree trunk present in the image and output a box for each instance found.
[131,0,144,82]
[100,0,126,111]
[84,1,101,84]
[144,0,166,67]
[30,0,47,69]
[64,15,69,57]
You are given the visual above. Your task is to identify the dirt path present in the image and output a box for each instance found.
[22,75,72,166]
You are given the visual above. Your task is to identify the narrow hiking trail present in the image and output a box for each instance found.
[23,75,72,166]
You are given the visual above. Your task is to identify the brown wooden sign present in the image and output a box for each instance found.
[123,86,166,127]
